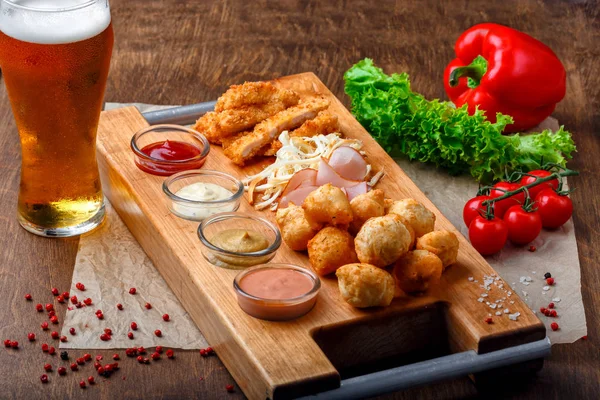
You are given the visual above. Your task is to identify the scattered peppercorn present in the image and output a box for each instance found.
[43,363,52,372]
[69,328,76,335]
[77,358,85,365]
[50,315,59,324]
[226,384,235,393]
[70,363,78,371]
[129,288,136,295]
[60,336,67,343]
[544,309,552,317]
[540,307,547,314]
[40,322,49,330]
[125,348,137,357]
[200,349,207,357]
[76,282,85,291]
[45,303,54,312]
[52,288,59,296]
[41,343,49,352]
[51,331,59,339]
[112,354,119,360]
[151,352,160,360]
[100,333,110,341]
[97,366,105,375]
[484,317,493,324]
[136,355,144,363]
[544,272,552,279]
[36,303,43,312]
[154,330,162,337]
[10,341,18,349]
[551,322,559,331]
[70,296,78,304]
[155,346,163,354]
[127,332,134,340]
[83,298,92,306]
[57,366,67,376]
[62,291,69,299]
[40,374,49,384]
[550,310,558,317]
[137,347,146,354]
[144,302,152,310]
[24,293,32,301]
[47,310,56,318]
[84,353,92,361]
[528,245,536,252]
[162,314,170,322]
[48,346,56,355]
[87,376,95,384]
[546,277,555,285]
[28,333,36,341]
[57,295,64,303]
[96,313,104,320]
[79,380,86,389]
[548,302,555,309]
[104,328,112,336]
[60,351,69,360]
[75,302,83,309]
[582,335,588,340]
[4,339,11,347]
[130,322,138,331]
[166,349,174,359]
[93,361,101,370]
[116,303,123,310]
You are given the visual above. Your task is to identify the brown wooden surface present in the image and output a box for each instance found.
[95,73,544,399]
[0,0,598,399]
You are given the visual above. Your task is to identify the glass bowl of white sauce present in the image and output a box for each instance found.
[162,170,244,221]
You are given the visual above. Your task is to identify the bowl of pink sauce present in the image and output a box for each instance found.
[233,264,321,321]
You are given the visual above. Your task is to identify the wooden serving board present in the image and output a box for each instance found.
[96,73,545,399]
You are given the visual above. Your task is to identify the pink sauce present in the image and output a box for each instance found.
[236,268,318,321]
[239,269,313,300]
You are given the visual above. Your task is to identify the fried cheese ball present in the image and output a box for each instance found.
[349,189,386,235]
[275,204,317,251]
[387,198,436,238]
[307,227,358,276]
[336,263,395,308]
[416,230,460,269]
[302,184,353,230]
[392,250,443,293]
[354,214,411,268]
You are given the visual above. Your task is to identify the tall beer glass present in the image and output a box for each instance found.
[0,0,113,237]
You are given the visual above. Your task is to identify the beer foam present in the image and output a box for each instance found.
[0,0,111,44]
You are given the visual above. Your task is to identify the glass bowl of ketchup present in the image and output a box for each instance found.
[131,124,210,176]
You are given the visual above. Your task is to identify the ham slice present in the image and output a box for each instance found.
[345,182,368,201]
[328,146,368,181]
[280,169,317,199]
[315,158,361,188]
[279,185,319,208]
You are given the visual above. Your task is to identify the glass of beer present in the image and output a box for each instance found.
[0,0,114,237]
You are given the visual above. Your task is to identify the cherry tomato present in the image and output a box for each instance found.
[468,215,508,255]
[535,189,573,229]
[489,182,525,218]
[503,205,542,245]
[519,170,559,199]
[463,195,492,228]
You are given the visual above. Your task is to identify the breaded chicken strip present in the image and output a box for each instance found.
[215,81,299,112]
[218,101,291,134]
[263,110,340,156]
[193,111,226,144]
[224,98,330,166]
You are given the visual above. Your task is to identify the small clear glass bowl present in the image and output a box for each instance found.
[163,170,244,222]
[197,213,281,269]
[233,264,321,321]
[131,124,210,176]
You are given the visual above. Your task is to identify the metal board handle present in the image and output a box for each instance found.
[300,337,551,400]
[141,101,217,125]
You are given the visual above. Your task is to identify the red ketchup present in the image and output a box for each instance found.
[135,140,206,176]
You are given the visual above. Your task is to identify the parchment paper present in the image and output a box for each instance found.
[62,104,585,349]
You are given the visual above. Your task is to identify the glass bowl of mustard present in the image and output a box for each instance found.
[163,170,244,222]
[197,212,281,269]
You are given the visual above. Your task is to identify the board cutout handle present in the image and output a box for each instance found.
[298,337,550,399]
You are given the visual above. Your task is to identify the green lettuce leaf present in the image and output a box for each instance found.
[344,58,576,182]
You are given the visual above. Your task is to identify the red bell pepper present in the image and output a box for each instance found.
[444,23,566,133]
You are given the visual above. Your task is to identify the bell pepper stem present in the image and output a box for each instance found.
[449,55,488,88]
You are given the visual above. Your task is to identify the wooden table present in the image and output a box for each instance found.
[0,1,598,398]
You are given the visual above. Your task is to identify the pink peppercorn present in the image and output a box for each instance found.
[162,314,170,322]
[129,288,136,295]
[551,322,559,331]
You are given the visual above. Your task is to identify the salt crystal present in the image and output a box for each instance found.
[481,293,488,298]
[510,301,515,304]
[495,277,501,281]
[543,286,550,291]
[474,280,479,283]
[504,308,510,314]
[509,312,521,321]
[495,311,502,316]
[552,297,561,302]
[468,277,474,282]
[486,301,491,305]
[477,298,484,303]
[522,291,528,297]
[489,303,497,309]
[507,291,512,296]
[532,271,537,274]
